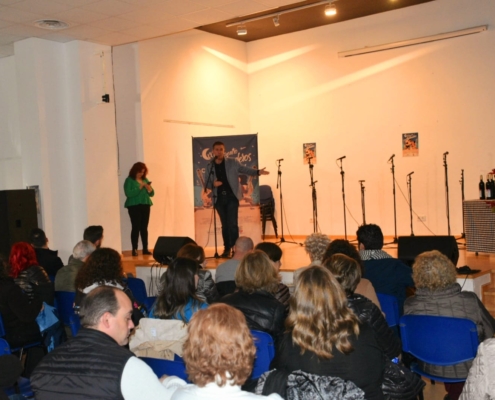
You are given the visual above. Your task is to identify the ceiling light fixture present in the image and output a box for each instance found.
[237,25,247,35]
[325,3,337,16]
[273,15,280,27]
[34,19,69,30]
[226,0,337,29]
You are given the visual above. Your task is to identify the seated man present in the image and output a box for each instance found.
[254,242,290,312]
[55,240,96,292]
[357,223,414,310]
[83,225,104,249]
[215,236,253,297]
[31,286,185,400]
[29,228,64,277]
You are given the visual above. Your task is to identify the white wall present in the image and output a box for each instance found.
[129,0,495,240]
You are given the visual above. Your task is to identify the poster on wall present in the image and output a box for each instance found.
[303,142,316,164]
[402,133,419,157]
[192,134,262,248]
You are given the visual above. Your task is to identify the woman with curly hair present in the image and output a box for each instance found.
[151,257,207,323]
[404,250,495,400]
[292,232,331,284]
[220,251,286,340]
[272,266,385,399]
[9,242,53,305]
[163,303,282,399]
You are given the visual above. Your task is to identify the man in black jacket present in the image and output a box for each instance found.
[29,228,63,278]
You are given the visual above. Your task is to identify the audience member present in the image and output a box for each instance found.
[215,236,253,297]
[220,251,286,339]
[292,232,331,284]
[357,224,413,310]
[323,254,401,359]
[74,248,144,325]
[83,225,104,248]
[29,228,63,278]
[55,240,95,292]
[163,303,282,399]
[323,239,381,310]
[169,243,219,303]
[151,257,207,323]
[404,250,495,400]
[271,266,385,400]
[254,242,290,312]
[9,242,54,305]
[0,353,23,400]
[460,338,495,400]
[31,286,186,399]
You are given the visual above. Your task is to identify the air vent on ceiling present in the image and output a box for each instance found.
[34,20,69,30]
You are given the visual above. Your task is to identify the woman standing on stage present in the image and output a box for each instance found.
[124,162,154,256]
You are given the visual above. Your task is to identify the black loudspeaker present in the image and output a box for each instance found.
[398,236,459,267]
[153,236,196,264]
[0,190,38,257]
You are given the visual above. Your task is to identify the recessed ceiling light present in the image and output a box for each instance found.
[34,20,69,30]
[325,3,337,16]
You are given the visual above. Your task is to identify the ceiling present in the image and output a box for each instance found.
[0,0,434,58]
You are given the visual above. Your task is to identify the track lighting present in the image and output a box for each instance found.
[237,25,247,35]
[273,15,280,27]
[325,2,337,16]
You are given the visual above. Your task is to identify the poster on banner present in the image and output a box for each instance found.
[192,135,262,247]
[303,143,316,164]
[402,133,419,157]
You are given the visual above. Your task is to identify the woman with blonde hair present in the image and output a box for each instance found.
[220,250,286,339]
[272,266,385,399]
[292,232,331,284]
[404,250,495,400]
[165,303,282,399]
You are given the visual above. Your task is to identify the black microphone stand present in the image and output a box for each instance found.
[338,157,348,240]
[407,172,414,236]
[385,155,398,245]
[204,160,220,259]
[275,160,300,246]
[443,152,451,236]
[308,157,318,233]
[359,180,366,225]
[457,169,466,244]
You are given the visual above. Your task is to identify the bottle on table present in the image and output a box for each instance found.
[486,174,492,200]
[480,175,486,199]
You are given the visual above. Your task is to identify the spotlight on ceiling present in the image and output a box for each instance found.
[237,25,247,35]
[325,2,337,16]
[273,15,280,27]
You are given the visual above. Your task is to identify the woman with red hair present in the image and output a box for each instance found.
[124,162,154,257]
[9,242,54,305]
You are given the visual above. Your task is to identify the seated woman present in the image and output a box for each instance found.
[323,253,401,359]
[171,243,219,304]
[9,242,53,305]
[220,251,286,339]
[292,233,331,284]
[74,248,144,324]
[150,257,207,323]
[404,250,495,400]
[323,239,381,310]
[164,303,282,399]
[271,266,385,400]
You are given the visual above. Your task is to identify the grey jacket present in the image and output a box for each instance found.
[404,283,495,378]
[460,338,495,400]
[205,157,259,201]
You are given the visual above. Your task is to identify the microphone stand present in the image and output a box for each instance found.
[338,157,348,240]
[308,157,318,233]
[385,155,398,245]
[359,180,366,225]
[443,152,451,236]
[275,160,300,246]
[204,160,220,259]
[457,169,466,244]
[407,172,414,236]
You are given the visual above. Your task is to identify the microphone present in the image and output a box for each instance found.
[388,154,395,162]
[407,171,414,177]
[336,155,346,161]
[443,151,449,156]
[276,158,284,162]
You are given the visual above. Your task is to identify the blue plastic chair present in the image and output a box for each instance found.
[140,356,189,382]
[0,338,34,398]
[54,291,76,326]
[250,330,275,379]
[377,293,400,333]
[124,277,156,312]
[69,313,81,336]
[399,315,479,383]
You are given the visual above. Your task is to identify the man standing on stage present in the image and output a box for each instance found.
[206,141,269,258]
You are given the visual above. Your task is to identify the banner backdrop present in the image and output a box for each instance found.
[192,134,262,247]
